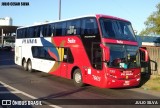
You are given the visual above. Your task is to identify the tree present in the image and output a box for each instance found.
[140,3,160,36]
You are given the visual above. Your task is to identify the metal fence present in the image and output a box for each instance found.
[146,47,160,75]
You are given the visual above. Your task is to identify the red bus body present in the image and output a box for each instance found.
[48,14,141,88]
[16,14,149,88]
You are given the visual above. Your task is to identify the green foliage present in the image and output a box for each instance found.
[140,3,160,36]
[141,75,160,91]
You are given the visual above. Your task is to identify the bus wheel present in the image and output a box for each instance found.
[73,69,84,87]
[27,60,33,72]
[22,59,28,71]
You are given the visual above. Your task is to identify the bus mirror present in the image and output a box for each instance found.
[139,48,149,62]
[100,44,110,62]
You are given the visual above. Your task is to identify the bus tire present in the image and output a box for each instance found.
[73,69,84,87]
[27,60,33,72]
[22,59,28,71]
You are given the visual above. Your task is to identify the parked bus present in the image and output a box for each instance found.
[15,14,148,88]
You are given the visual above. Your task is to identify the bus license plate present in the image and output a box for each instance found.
[123,81,130,86]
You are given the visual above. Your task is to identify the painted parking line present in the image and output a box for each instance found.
[0,81,62,108]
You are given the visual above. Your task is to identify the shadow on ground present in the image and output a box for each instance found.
[0,50,15,65]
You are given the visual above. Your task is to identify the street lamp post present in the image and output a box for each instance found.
[1,29,3,47]
[59,0,61,20]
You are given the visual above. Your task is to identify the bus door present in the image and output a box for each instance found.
[91,42,103,70]
[80,17,102,84]
[15,46,22,65]
[58,47,67,77]
[90,43,103,85]
[60,48,74,78]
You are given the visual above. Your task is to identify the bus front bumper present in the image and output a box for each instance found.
[104,77,140,88]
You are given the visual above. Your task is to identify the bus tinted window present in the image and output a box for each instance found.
[41,25,51,37]
[47,24,52,36]
[32,47,39,57]
[55,22,66,36]
[22,29,27,38]
[81,18,99,36]
[41,25,46,37]
[17,29,22,38]
[100,18,136,41]
[50,23,55,36]
[66,20,81,35]
[28,27,34,38]
[39,47,45,58]
[34,26,40,37]
[17,29,26,38]
[32,46,56,61]
[63,48,74,63]
[45,48,55,60]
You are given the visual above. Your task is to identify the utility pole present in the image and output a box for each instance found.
[59,0,61,20]
[1,29,3,47]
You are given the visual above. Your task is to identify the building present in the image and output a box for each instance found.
[0,17,18,47]
[0,17,12,26]
[136,36,160,47]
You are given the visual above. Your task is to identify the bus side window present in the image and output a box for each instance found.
[32,46,39,58]
[22,29,27,38]
[16,30,19,38]
[17,29,22,38]
[28,27,34,38]
[39,47,45,58]
[55,22,66,36]
[66,21,73,35]
[81,18,98,36]
[55,23,61,36]
[42,25,48,37]
[34,26,40,37]
[26,28,29,38]
[34,27,37,37]
[40,26,44,37]
[66,20,80,35]
[63,48,74,63]
[50,23,55,36]
[67,48,74,63]
[47,24,52,36]
[45,47,56,61]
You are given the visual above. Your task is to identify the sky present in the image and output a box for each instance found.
[0,0,160,34]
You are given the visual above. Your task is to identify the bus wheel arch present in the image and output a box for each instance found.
[72,67,85,87]
[22,58,28,71]
[27,59,33,72]
[71,66,79,79]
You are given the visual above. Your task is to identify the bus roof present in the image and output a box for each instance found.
[17,14,130,29]
[95,14,130,22]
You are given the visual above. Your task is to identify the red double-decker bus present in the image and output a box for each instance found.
[15,14,148,88]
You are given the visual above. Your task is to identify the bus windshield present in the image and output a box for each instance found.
[106,44,140,69]
[100,18,136,41]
